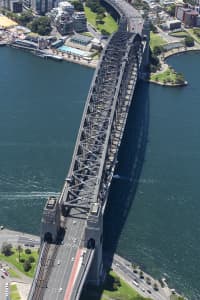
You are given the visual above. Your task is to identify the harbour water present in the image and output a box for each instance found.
[0,47,200,299]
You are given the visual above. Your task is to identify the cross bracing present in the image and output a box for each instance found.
[60,20,143,219]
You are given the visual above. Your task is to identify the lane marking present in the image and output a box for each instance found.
[64,248,83,300]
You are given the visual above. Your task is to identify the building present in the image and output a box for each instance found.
[73,11,87,32]
[175,6,191,22]
[58,1,74,15]
[184,10,198,27]
[32,0,54,14]
[0,0,22,12]
[49,2,87,35]
[23,0,31,10]
[10,0,22,12]
[68,34,92,49]
[55,11,74,35]
[166,19,182,30]
[196,14,200,26]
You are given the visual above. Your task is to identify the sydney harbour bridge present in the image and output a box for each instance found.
[28,0,149,299]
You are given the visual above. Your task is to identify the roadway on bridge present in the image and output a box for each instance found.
[43,216,86,300]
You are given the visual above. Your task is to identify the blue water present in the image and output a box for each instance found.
[1,47,200,299]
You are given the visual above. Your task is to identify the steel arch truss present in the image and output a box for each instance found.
[60,21,142,219]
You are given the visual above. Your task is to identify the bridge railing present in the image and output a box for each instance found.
[27,242,49,300]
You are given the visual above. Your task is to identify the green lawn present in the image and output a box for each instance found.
[84,6,118,34]
[10,284,21,300]
[170,295,185,300]
[187,28,200,44]
[0,248,39,277]
[80,270,151,300]
[150,32,166,51]
[150,67,185,84]
[169,31,189,38]
[8,268,21,279]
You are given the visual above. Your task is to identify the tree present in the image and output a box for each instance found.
[153,45,164,56]
[146,277,151,285]
[139,270,144,278]
[101,29,110,36]
[1,242,12,256]
[96,13,104,25]
[166,4,175,17]
[175,72,185,84]
[86,0,105,14]
[29,16,52,36]
[72,1,84,11]
[23,260,31,272]
[18,10,34,26]
[28,256,35,263]
[153,282,159,291]
[25,248,31,255]
[184,36,194,47]
[17,245,23,262]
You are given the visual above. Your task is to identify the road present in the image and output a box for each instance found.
[0,228,40,249]
[112,255,171,300]
[43,215,86,300]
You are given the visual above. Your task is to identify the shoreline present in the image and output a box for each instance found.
[0,227,184,300]
[147,46,200,87]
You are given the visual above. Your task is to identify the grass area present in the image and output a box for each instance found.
[187,28,200,44]
[150,32,166,51]
[8,268,21,279]
[170,295,185,300]
[0,248,39,277]
[169,31,189,38]
[10,284,21,300]
[150,67,185,85]
[80,270,151,300]
[84,6,118,34]
[81,31,94,37]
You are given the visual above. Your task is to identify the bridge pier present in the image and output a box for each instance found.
[40,196,61,243]
[84,203,103,285]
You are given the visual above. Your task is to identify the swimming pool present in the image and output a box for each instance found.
[58,45,90,57]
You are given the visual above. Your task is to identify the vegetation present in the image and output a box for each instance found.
[184,35,194,47]
[80,270,152,300]
[165,4,176,17]
[169,31,189,38]
[8,268,21,279]
[28,16,52,35]
[170,295,185,300]
[188,28,200,44]
[25,248,32,255]
[84,6,118,35]
[17,10,34,26]
[1,242,13,256]
[72,0,84,11]
[0,245,39,277]
[150,67,185,85]
[86,0,105,15]
[150,32,166,52]
[10,284,21,300]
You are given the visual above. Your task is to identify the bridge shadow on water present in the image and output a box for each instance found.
[81,80,150,299]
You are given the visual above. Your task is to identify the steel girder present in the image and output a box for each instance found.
[59,18,142,221]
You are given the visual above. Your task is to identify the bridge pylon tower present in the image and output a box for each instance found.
[84,203,103,285]
[40,196,61,243]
